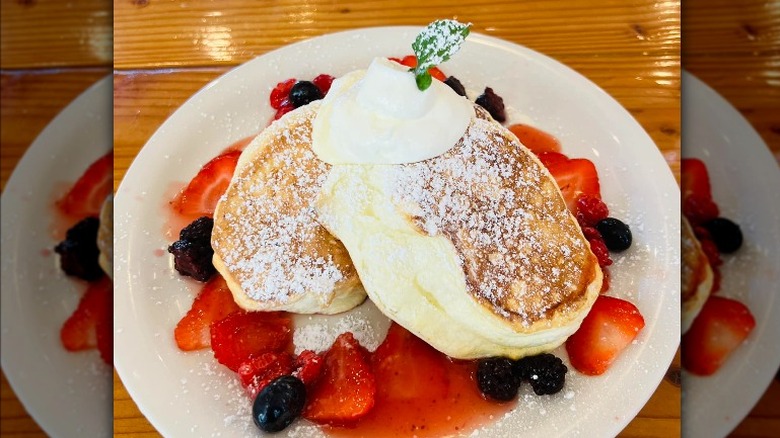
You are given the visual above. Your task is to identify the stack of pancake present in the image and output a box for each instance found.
[211,96,602,359]
[681,217,713,333]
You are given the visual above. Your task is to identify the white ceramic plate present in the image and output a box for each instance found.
[681,72,780,438]
[0,76,113,437]
[114,27,680,438]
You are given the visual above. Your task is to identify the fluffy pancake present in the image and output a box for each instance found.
[315,106,602,359]
[97,195,113,279]
[681,217,713,333]
[211,102,366,314]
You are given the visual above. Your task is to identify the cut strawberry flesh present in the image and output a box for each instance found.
[172,150,241,218]
[372,323,449,401]
[56,151,113,218]
[210,311,292,372]
[61,276,112,354]
[546,158,602,214]
[682,296,755,376]
[681,158,712,200]
[565,295,645,376]
[303,332,376,425]
[174,275,241,351]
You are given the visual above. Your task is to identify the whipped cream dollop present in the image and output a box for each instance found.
[311,57,472,165]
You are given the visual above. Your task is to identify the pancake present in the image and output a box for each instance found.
[315,106,602,359]
[681,216,713,333]
[97,195,113,279]
[211,102,366,314]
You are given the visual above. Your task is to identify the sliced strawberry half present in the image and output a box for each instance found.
[508,124,562,155]
[372,323,448,401]
[681,158,712,200]
[56,152,113,218]
[682,296,755,376]
[210,311,292,372]
[174,275,241,351]
[172,150,241,218]
[302,333,376,425]
[238,351,295,398]
[546,157,602,214]
[390,55,447,82]
[565,295,645,376]
[61,275,112,353]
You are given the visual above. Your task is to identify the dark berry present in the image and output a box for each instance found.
[475,87,506,123]
[596,217,632,252]
[514,353,567,396]
[476,357,520,401]
[253,375,306,433]
[289,81,323,108]
[588,237,613,267]
[54,217,103,281]
[576,195,609,227]
[703,217,743,254]
[444,76,467,97]
[168,216,215,282]
[312,74,335,95]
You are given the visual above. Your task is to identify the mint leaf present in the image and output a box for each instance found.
[411,19,471,90]
[415,72,433,91]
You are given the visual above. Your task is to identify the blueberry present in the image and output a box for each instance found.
[596,217,632,252]
[476,357,520,401]
[289,81,323,108]
[252,376,306,433]
[703,217,743,254]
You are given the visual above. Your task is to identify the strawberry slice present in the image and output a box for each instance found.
[56,152,113,218]
[681,158,712,200]
[61,275,112,353]
[546,158,602,214]
[372,323,448,401]
[173,150,241,218]
[565,295,645,376]
[238,351,295,398]
[390,55,447,82]
[537,151,569,169]
[210,311,292,372]
[509,124,562,155]
[682,296,755,376]
[302,333,376,425]
[174,275,241,351]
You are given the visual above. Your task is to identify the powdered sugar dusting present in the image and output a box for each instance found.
[379,107,596,326]
[212,104,357,306]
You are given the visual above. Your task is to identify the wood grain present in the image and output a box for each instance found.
[114,0,678,69]
[112,0,680,435]
[1,371,46,437]
[0,0,112,68]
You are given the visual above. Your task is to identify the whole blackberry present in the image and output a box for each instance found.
[444,76,467,97]
[475,87,506,123]
[476,357,521,401]
[514,353,568,395]
[54,217,103,281]
[168,216,215,282]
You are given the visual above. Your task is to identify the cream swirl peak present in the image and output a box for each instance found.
[311,57,472,165]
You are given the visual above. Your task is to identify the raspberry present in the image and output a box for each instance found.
[312,74,335,96]
[588,237,613,267]
[292,350,324,387]
[575,195,609,227]
[683,194,719,225]
[273,103,294,121]
[699,238,722,268]
[270,78,296,110]
[693,225,711,241]
[238,352,295,399]
[581,226,602,241]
